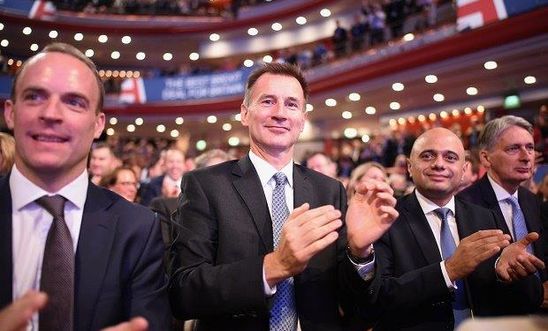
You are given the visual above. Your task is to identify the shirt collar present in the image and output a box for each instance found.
[414,189,455,216]
[10,164,89,211]
[248,150,293,189]
[487,173,518,202]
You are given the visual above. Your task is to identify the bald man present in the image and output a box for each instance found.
[364,128,544,331]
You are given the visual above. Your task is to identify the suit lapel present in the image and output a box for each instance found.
[403,193,441,264]
[232,156,273,250]
[74,184,118,330]
[0,176,13,308]
[478,176,510,234]
[454,199,477,238]
[293,165,313,209]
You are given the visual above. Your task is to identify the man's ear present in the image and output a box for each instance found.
[4,100,15,130]
[240,103,249,127]
[407,158,412,178]
[479,150,491,168]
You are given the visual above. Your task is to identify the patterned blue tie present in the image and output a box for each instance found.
[270,172,297,331]
[506,196,533,254]
[434,208,469,327]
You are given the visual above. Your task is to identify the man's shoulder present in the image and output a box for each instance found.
[294,163,342,187]
[90,184,155,223]
[458,175,491,203]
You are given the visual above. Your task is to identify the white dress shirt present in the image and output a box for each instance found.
[487,174,519,240]
[10,165,89,330]
[415,190,459,288]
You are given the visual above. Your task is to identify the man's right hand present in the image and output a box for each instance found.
[264,203,342,287]
[445,230,510,281]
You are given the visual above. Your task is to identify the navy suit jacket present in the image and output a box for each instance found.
[168,156,368,331]
[367,192,543,331]
[458,175,547,272]
[0,175,170,331]
[139,175,164,206]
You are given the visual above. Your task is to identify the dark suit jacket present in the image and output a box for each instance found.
[367,192,543,331]
[168,156,368,331]
[0,175,170,331]
[139,175,164,206]
[458,175,547,271]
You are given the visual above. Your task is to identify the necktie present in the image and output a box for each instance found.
[269,172,297,331]
[36,195,74,331]
[434,208,469,328]
[505,196,533,254]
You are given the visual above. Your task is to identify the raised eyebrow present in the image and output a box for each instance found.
[20,86,48,96]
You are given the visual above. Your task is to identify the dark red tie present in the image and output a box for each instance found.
[36,195,74,331]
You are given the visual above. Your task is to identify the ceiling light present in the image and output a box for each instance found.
[189,52,199,61]
[85,49,94,57]
[466,87,478,95]
[344,128,357,139]
[196,140,207,151]
[228,136,240,146]
[30,43,39,51]
[320,8,331,17]
[398,118,406,125]
[271,22,282,31]
[109,117,118,125]
[418,115,426,122]
[348,92,361,101]
[0,39,8,47]
[243,59,254,67]
[392,82,404,91]
[134,71,140,78]
[136,52,146,60]
[524,75,536,84]
[163,52,173,61]
[234,113,241,121]
[433,93,445,102]
[22,27,32,35]
[222,123,232,131]
[105,70,112,77]
[207,115,217,123]
[247,28,258,36]
[477,105,485,113]
[209,33,220,41]
[170,129,179,138]
[342,111,352,119]
[98,34,108,43]
[408,116,416,123]
[429,113,437,121]
[306,104,314,112]
[365,106,376,115]
[121,35,131,44]
[389,119,397,127]
[390,101,401,110]
[262,55,272,63]
[403,33,414,41]
[296,16,307,25]
[119,71,126,78]
[127,124,136,132]
[156,124,166,133]
[362,135,370,143]
[175,117,184,125]
[126,71,133,78]
[48,30,58,39]
[452,109,460,117]
[484,60,497,70]
[325,98,337,107]
[106,128,115,136]
[464,107,473,114]
[425,74,438,83]
[16,60,22,67]
[135,117,144,125]
[111,51,120,59]
[0,23,4,31]
[440,111,448,119]
[74,33,83,41]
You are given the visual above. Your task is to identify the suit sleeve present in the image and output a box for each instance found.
[127,212,171,330]
[168,172,268,320]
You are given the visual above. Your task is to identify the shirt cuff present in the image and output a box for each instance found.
[440,260,457,289]
[348,250,376,281]
[263,264,276,296]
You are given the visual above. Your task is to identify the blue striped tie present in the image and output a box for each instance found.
[269,172,297,331]
[434,208,469,327]
[506,196,533,254]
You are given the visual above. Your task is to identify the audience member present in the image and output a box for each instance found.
[0,132,15,176]
[458,150,480,192]
[0,42,170,330]
[367,127,544,330]
[304,151,338,179]
[140,148,185,205]
[89,142,117,185]
[332,20,349,58]
[168,63,399,330]
[100,166,139,202]
[347,162,387,200]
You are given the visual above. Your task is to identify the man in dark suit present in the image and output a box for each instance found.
[140,148,185,206]
[459,115,548,307]
[168,63,399,331]
[0,43,169,330]
[368,128,544,330]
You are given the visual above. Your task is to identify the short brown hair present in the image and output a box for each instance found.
[0,132,15,176]
[243,63,309,107]
[10,42,104,113]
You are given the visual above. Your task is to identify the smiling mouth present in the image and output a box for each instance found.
[265,125,289,131]
[32,134,69,143]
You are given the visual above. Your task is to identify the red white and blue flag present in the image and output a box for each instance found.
[457,0,508,31]
[28,0,56,20]
[120,78,147,104]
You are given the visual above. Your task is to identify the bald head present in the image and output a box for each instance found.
[408,127,466,206]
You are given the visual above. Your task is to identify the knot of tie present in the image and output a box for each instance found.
[434,207,451,222]
[505,196,519,208]
[36,195,66,220]
[273,172,287,187]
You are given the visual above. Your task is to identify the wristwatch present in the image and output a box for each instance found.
[347,245,375,265]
